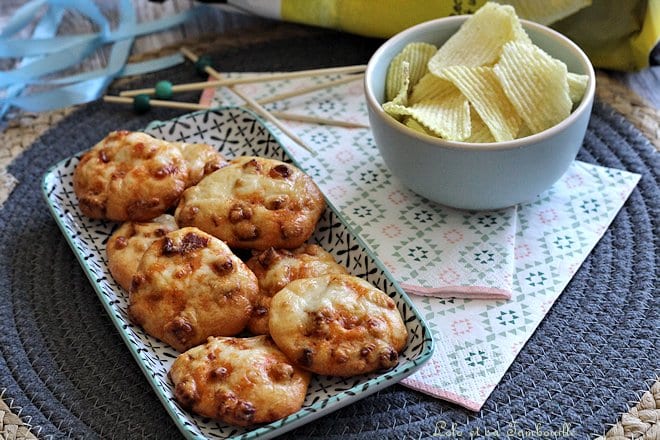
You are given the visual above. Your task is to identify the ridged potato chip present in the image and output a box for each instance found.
[464,111,496,143]
[409,92,471,141]
[382,102,410,119]
[409,72,454,104]
[493,41,572,134]
[437,65,521,142]
[384,85,471,141]
[387,61,411,108]
[385,42,437,101]
[567,72,589,105]
[427,2,531,74]
[516,121,534,139]
[404,117,434,136]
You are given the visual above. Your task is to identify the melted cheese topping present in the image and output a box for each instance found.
[175,156,325,249]
[269,274,408,376]
[169,335,310,426]
[106,214,178,290]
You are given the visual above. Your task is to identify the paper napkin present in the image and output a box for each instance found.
[207,75,640,410]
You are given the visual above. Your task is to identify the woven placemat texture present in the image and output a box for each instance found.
[595,71,659,150]
[0,31,658,439]
[0,111,73,208]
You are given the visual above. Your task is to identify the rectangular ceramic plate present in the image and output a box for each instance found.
[42,107,434,440]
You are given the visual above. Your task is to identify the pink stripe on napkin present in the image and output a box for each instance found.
[403,284,512,300]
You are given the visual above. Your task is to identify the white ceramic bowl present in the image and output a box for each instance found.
[364,16,596,210]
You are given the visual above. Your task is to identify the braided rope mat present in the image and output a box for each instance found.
[0,396,37,440]
[596,380,660,440]
[0,31,658,440]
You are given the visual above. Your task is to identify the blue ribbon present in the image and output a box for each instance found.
[0,0,49,38]
[0,0,205,118]
[0,2,65,117]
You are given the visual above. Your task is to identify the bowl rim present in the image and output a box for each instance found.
[364,14,596,152]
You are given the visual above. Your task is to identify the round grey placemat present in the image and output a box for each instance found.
[1,32,658,439]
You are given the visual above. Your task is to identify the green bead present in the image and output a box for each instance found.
[154,80,173,99]
[133,94,151,113]
[194,55,212,75]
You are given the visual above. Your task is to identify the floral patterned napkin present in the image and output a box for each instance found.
[207,75,640,410]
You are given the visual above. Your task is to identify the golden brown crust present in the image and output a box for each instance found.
[169,335,311,426]
[128,227,258,351]
[174,156,325,250]
[175,142,228,187]
[245,244,348,335]
[73,131,226,221]
[106,214,179,291]
[269,274,408,377]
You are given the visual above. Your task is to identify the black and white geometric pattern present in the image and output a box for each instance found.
[42,108,434,440]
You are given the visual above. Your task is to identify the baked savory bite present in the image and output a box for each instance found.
[128,227,258,352]
[174,156,325,250]
[245,244,348,335]
[106,214,178,291]
[175,141,228,187]
[269,274,408,377]
[169,335,311,426]
[73,130,225,221]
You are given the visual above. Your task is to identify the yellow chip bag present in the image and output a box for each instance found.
[385,42,437,101]
[497,0,591,25]
[493,41,572,134]
[427,2,531,73]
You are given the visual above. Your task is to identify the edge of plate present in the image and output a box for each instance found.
[40,107,435,440]
[40,162,203,440]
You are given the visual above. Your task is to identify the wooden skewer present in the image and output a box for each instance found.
[103,95,210,110]
[269,111,368,129]
[179,47,316,153]
[119,63,366,97]
[256,74,363,106]
[228,88,315,153]
[103,95,368,129]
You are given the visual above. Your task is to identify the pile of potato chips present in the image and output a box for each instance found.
[382,2,589,143]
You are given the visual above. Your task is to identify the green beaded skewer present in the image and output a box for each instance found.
[104,94,368,129]
[194,55,212,75]
[179,47,316,154]
[119,63,366,98]
[138,74,364,107]
[103,95,212,112]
